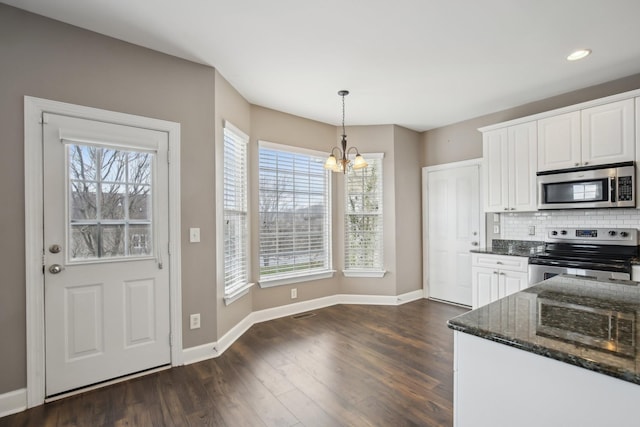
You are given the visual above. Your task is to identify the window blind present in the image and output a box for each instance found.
[223,124,249,295]
[258,141,331,281]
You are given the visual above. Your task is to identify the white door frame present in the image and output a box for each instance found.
[24,96,183,407]
[422,158,484,299]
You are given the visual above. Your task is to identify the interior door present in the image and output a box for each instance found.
[43,113,171,396]
[425,164,480,306]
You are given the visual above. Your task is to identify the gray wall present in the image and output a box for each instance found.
[421,73,640,167]
[0,4,216,393]
[393,126,423,295]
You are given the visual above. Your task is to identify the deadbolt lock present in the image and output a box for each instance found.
[49,244,62,254]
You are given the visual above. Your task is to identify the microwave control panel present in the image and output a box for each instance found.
[618,176,633,201]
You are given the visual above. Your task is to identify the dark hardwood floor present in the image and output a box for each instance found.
[1,299,467,427]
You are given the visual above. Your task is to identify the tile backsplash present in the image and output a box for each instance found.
[499,208,640,241]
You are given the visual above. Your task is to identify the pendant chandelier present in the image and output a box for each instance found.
[324,90,368,173]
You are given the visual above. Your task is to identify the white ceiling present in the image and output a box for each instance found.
[5,0,640,131]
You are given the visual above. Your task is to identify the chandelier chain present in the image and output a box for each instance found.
[341,93,346,137]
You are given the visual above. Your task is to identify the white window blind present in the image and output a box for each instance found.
[258,141,332,283]
[223,123,249,297]
[344,153,384,273]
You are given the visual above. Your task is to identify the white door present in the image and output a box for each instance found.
[425,164,481,306]
[43,113,171,396]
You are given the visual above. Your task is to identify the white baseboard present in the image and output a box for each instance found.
[0,388,27,419]
[212,313,255,357]
[250,294,340,324]
[182,342,219,365]
[396,289,425,304]
[182,290,424,365]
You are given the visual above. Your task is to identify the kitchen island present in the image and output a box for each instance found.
[448,275,640,427]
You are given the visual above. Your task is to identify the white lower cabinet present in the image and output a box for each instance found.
[471,253,529,309]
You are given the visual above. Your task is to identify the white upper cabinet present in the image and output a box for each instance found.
[507,122,537,211]
[537,111,581,171]
[483,122,537,212]
[482,128,508,212]
[537,99,635,172]
[581,98,635,166]
[636,98,640,210]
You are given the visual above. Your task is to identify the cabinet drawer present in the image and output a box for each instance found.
[471,253,528,272]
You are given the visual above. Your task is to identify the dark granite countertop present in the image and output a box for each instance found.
[471,239,545,258]
[448,275,640,385]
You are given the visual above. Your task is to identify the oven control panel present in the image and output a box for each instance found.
[547,228,638,245]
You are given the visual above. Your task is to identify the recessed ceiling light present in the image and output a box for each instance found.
[567,49,592,61]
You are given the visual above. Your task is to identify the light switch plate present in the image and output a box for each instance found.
[189,227,201,243]
[190,313,201,329]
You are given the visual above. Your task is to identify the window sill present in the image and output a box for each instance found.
[342,270,387,278]
[224,282,255,306]
[259,270,336,288]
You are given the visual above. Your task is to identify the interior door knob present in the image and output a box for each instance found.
[49,264,63,274]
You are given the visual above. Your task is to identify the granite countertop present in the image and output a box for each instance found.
[448,275,640,385]
[471,239,545,258]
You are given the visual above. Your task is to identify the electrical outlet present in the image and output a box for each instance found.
[291,288,297,299]
[190,313,201,329]
[528,225,536,236]
[493,225,500,234]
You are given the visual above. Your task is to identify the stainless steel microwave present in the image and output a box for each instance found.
[537,162,635,209]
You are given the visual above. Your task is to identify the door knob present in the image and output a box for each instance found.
[49,264,63,274]
[471,241,479,246]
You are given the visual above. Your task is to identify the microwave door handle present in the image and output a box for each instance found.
[611,176,616,202]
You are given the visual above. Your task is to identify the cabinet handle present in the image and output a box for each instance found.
[574,163,580,166]
[584,161,589,165]
[496,261,503,265]
[510,207,516,210]
[493,271,498,274]
[503,207,508,211]
[499,272,505,275]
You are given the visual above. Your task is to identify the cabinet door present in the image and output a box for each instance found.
[472,266,499,309]
[482,129,508,212]
[499,270,529,299]
[508,122,537,211]
[537,111,581,171]
[581,99,634,166]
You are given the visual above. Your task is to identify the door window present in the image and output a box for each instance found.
[67,143,154,261]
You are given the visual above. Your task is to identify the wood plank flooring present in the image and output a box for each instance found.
[1,299,467,427]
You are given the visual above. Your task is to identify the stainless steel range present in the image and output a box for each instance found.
[528,228,639,284]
